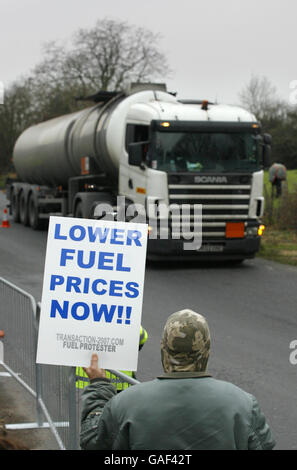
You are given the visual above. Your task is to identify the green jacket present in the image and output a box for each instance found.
[80,372,275,450]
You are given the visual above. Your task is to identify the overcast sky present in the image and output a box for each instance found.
[0,0,296,105]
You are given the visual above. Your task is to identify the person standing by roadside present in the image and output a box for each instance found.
[80,309,275,450]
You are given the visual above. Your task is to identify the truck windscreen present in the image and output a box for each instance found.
[151,131,261,173]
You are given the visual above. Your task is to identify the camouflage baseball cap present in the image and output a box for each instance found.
[161,309,211,373]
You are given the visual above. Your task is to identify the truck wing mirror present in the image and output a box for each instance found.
[263,145,271,168]
[263,133,272,145]
[128,141,150,167]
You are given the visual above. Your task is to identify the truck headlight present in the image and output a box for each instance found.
[246,226,259,236]
[258,225,266,236]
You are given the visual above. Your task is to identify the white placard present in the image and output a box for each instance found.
[36,217,147,370]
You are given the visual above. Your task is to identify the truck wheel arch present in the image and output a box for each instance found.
[73,192,115,219]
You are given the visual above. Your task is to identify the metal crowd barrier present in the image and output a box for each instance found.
[0,278,37,395]
[0,277,140,450]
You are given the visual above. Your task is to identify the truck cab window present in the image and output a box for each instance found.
[151,131,260,173]
[125,124,149,151]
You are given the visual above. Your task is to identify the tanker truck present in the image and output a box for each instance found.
[7,83,271,261]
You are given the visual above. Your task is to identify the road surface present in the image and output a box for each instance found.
[0,191,296,449]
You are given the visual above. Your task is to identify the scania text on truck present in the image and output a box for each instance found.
[7,83,271,261]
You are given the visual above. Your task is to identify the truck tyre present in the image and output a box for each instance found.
[89,195,115,220]
[19,191,29,226]
[11,189,20,223]
[28,193,43,230]
[227,259,244,265]
[74,201,83,218]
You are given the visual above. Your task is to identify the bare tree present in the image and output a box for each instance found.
[0,18,172,171]
[238,75,286,121]
[32,18,171,95]
[0,79,35,171]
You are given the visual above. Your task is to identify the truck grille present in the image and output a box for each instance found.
[167,174,251,240]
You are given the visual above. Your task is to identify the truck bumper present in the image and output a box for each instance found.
[147,237,261,261]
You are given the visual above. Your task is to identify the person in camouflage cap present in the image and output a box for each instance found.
[80,308,275,450]
[161,309,210,373]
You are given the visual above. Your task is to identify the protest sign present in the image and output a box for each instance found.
[36,216,147,370]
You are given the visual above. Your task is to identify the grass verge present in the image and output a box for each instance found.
[0,173,16,190]
[260,169,297,266]
[258,228,297,267]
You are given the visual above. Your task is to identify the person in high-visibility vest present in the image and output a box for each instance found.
[76,326,148,392]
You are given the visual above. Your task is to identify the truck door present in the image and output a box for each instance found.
[120,124,149,213]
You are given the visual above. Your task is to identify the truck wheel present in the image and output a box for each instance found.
[89,196,115,219]
[28,193,43,230]
[19,191,29,226]
[74,202,83,218]
[11,189,20,223]
[227,259,244,266]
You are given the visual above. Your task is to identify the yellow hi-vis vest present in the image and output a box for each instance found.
[76,326,148,391]
[75,367,134,391]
